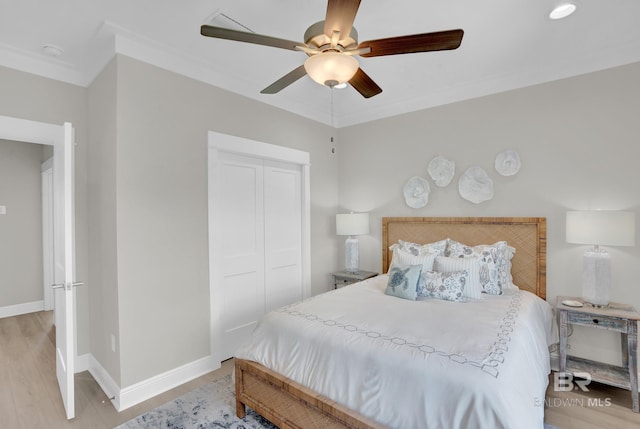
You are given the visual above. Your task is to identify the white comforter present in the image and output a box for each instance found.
[235,275,554,429]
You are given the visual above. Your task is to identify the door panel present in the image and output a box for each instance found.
[218,153,265,360]
[264,161,302,313]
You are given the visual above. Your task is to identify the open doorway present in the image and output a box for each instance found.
[0,115,78,419]
[0,139,51,316]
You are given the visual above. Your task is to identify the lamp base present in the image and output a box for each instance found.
[582,249,611,307]
[345,236,359,273]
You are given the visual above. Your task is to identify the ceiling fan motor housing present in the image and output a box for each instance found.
[304,21,358,52]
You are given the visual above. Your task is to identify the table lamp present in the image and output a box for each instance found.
[336,212,370,273]
[566,210,635,307]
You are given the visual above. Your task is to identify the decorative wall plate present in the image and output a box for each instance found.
[427,155,455,187]
[458,166,494,204]
[403,176,430,208]
[495,150,521,176]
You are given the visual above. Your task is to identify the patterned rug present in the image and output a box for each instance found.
[115,374,276,429]
[116,373,560,429]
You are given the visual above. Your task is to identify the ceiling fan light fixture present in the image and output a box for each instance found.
[549,3,577,20]
[304,52,359,88]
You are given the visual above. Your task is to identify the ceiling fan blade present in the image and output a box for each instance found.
[358,29,464,58]
[324,0,361,40]
[349,68,382,98]
[201,25,302,51]
[260,65,308,94]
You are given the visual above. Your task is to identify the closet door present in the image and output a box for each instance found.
[217,153,266,361]
[264,160,303,312]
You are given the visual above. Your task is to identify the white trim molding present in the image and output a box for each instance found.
[117,355,215,411]
[0,301,44,319]
[85,353,215,412]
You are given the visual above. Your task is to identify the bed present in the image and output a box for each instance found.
[234,217,552,429]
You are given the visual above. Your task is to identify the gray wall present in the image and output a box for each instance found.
[0,139,44,307]
[88,59,121,383]
[338,61,640,365]
[97,55,339,387]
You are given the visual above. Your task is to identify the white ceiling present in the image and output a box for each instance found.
[2,0,639,127]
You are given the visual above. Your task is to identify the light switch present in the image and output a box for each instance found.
[0,205,6,215]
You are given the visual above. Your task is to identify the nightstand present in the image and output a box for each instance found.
[331,271,378,289]
[556,296,640,412]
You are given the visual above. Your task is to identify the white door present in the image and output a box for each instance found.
[213,154,304,361]
[208,132,311,365]
[217,153,266,360]
[264,160,303,312]
[53,122,77,419]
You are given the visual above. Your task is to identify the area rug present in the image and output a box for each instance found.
[115,374,276,429]
[116,373,561,429]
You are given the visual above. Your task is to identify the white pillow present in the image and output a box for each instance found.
[396,238,448,257]
[434,256,483,299]
[389,245,437,274]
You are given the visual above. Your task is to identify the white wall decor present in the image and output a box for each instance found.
[427,155,456,187]
[403,176,430,208]
[494,150,521,176]
[458,166,494,204]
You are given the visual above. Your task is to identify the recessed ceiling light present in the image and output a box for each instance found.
[549,3,577,20]
[42,44,64,57]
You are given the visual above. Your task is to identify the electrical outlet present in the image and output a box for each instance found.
[111,334,116,352]
[0,205,6,215]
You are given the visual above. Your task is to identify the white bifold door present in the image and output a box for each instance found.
[215,152,303,360]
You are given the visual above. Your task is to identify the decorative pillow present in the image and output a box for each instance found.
[385,264,422,300]
[396,238,448,257]
[417,270,468,302]
[447,240,515,294]
[388,245,437,274]
[434,256,483,299]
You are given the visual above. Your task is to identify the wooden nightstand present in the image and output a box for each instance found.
[556,296,640,412]
[331,271,378,289]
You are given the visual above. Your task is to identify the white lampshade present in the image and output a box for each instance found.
[566,211,635,247]
[304,52,359,87]
[566,210,635,307]
[336,213,370,236]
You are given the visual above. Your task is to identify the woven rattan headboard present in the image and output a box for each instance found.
[382,217,547,299]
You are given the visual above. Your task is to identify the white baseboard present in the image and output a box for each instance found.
[85,354,216,412]
[75,353,91,373]
[0,300,44,318]
[87,355,120,408]
[118,355,215,411]
[83,353,217,412]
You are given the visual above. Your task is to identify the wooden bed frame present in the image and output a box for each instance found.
[235,217,547,428]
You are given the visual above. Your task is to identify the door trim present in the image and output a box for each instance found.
[42,157,54,311]
[207,132,311,366]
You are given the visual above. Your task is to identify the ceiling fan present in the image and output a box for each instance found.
[200,0,463,98]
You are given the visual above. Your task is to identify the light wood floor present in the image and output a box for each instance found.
[0,310,232,429]
[2,311,640,428]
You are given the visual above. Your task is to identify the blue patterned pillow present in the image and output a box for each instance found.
[446,240,515,295]
[385,264,422,300]
[417,270,469,302]
[434,256,483,299]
